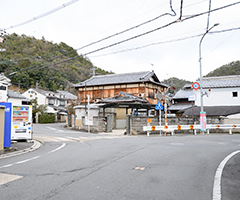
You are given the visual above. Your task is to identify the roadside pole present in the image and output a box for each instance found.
[87,95,90,133]
[155,101,163,136]
[164,88,167,126]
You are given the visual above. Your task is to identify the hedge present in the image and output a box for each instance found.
[39,113,55,123]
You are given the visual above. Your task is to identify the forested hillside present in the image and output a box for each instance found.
[162,77,192,91]
[205,61,240,77]
[163,60,240,91]
[0,33,111,93]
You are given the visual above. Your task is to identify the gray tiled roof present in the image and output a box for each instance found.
[173,89,195,99]
[99,91,148,103]
[73,71,168,87]
[168,103,192,111]
[56,90,77,100]
[183,106,240,116]
[201,75,240,88]
[8,90,27,99]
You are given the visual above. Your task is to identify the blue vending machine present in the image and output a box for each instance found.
[0,102,12,147]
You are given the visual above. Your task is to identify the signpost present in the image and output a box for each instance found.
[188,93,196,134]
[155,101,163,135]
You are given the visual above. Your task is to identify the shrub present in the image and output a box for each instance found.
[39,113,55,123]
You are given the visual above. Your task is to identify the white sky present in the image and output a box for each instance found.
[1,0,240,82]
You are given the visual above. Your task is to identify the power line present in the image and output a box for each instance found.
[5,1,240,78]
[90,26,240,57]
[75,0,177,52]
[82,1,240,56]
[4,0,178,76]
[5,0,81,30]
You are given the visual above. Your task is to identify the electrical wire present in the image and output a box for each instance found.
[5,1,240,79]
[90,26,240,57]
[5,0,178,76]
[82,1,240,56]
[5,0,81,30]
[75,0,177,52]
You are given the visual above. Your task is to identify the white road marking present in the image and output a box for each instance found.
[46,126,57,131]
[0,173,23,185]
[0,164,13,169]
[0,143,66,169]
[212,150,240,200]
[48,143,66,154]
[15,156,39,164]
[55,137,70,141]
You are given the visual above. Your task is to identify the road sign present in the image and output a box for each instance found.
[188,93,197,101]
[155,101,163,110]
[192,82,200,90]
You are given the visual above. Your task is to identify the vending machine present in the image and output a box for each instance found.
[11,105,32,140]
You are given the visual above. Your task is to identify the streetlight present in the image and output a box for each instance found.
[199,23,219,131]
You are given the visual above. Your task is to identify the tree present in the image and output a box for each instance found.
[38,104,47,114]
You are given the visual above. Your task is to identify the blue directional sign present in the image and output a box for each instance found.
[155,101,163,110]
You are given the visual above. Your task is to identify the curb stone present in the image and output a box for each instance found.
[0,140,42,159]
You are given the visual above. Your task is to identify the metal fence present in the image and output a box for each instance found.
[143,124,240,136]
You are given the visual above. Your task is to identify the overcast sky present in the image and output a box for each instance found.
[1,0,240,82]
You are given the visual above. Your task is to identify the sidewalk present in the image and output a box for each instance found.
[0,140,42,159]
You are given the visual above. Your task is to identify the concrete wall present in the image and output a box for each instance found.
[81,116,107,133]
[130,115,239,135]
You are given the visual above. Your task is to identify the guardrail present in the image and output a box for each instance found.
[143,124,240,136]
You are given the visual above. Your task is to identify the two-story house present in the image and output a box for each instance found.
[73,71,168,104]
[22,88,77,122]
[72,71,168,129]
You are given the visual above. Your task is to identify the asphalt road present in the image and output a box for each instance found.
[0,123,240,200]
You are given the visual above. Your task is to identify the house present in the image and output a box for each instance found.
[73,71,168,105]
[182,75,240,122]
[73,92,156,132]
[22,88,77,122]
[168,84,195,116]
[7,90,30,105]
[195,75,240,107]
[72,71,167,130]
[0,73,11,102]
[56,90,77,105]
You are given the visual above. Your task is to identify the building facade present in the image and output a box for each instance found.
[195,75,240,106]
[73,71,168,105]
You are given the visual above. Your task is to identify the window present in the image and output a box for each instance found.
[232,92,238,97]
[0,85,6,90]
[48,99,55,105]
[59,100,65,106]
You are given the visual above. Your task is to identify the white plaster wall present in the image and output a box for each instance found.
[195,87,240,106]
[22,89,46,105]
[8,98,23,105]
